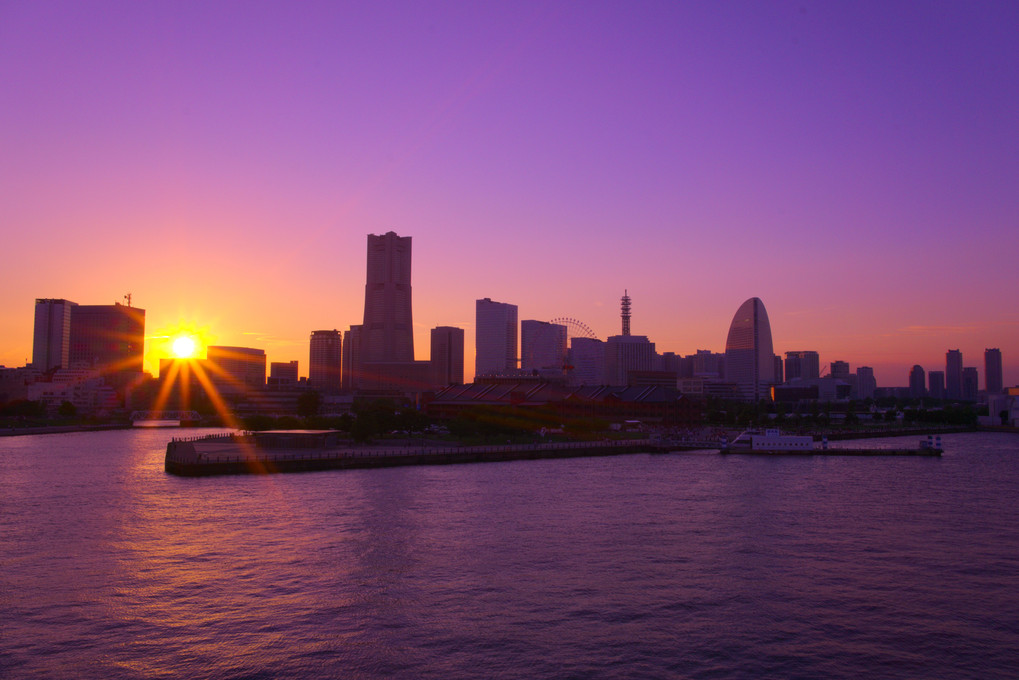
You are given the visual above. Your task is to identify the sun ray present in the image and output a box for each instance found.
[150,359,182,416]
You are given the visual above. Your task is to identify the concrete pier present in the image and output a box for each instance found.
[165,432,674,477]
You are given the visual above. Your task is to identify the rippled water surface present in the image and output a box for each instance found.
[2,429,1018,679]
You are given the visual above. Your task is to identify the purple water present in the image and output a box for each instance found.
[2,429,1017,678]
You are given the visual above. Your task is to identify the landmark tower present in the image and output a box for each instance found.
[361,232,414,363]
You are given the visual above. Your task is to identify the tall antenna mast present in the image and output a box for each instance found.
[621,290,631,336]
[123,293,132,307]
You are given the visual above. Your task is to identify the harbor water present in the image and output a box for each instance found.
[1,429,1017,679]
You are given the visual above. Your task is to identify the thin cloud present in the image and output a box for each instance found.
[897,325,981,335]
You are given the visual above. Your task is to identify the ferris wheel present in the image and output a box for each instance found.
[549,317,599,343]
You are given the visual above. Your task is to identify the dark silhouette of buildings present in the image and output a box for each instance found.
[206,346,266,393]
[985,348,1003,394]
[70,303,145,376]
[946,349,963,399]
[430,326,465,387]
[475,298,518,376]
[32,298,76,372]
[830,361,850,381]
[342,325,362,390]
[929,370,945,399]
[521,320,567,372]
[856,366,876,400]
[785,351,820,381]
[962,366,979,401]
[269,360,299,387]
[309,330,342,391]
[32,298,144,396]
[909,365,926,398]
[605,292,657,386]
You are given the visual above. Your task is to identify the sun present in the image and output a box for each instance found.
[171,335,199,359]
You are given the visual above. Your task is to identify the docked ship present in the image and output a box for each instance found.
[720,428,942,456]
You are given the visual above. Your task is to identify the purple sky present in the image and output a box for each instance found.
[1,1,1017,386]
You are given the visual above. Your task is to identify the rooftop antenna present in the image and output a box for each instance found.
[123,293,132,307]
[621,290,631,336]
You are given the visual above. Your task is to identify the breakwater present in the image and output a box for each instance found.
[165,432,674,477]
[165,431,948,476]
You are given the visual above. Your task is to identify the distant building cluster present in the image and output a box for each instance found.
[3,231,1012,420]
[0,297,145,415]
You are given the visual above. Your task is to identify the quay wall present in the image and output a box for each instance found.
[165,437,667,477]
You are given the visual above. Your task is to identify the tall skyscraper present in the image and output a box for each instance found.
[909,365,926,398]
[430,326,464,387]
[32,298,77,372]
[361,231,414,363]
[724,297,776,401]
[70,303,145,376]
[784,351,820,381]
[929,371,945,399]
[475,298,517,376]
[309,330,342,391]
[985,348,1003,394]
[946,349,963,399]
[521,320,567,371]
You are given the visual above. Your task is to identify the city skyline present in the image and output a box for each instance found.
[1,2,1017,387]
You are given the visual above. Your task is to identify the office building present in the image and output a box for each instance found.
[962,367,979,401]
[909,365,926,399]
[724,297,776,401]
[690,350,724,379]
[784,351,820,381]
[929,371,945,399]
[604,334,658,386]
[430,326,465,387]
[206,346,266,393]
[32,298,77,372]
[342,325,362,391]
[69,303,145,377]
[985,348,1003,394]
[269,361,299,387]
[946,349,963,399]
[361,231,414,363]
[856,366,876,400]
[309,330,342,391]
[568,337,605,386]
[830,361,850,381]
[521,320,567,371]
[475,298,518,376]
